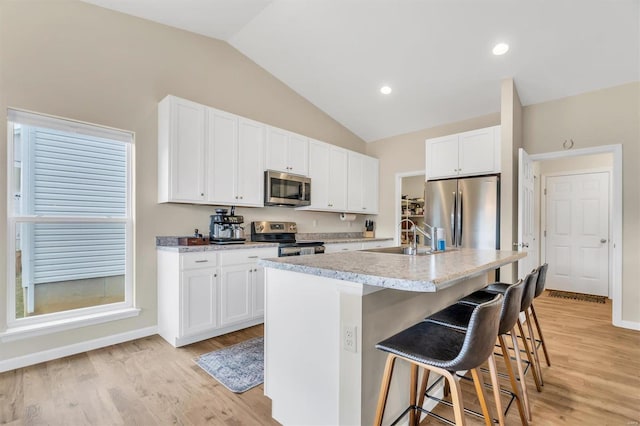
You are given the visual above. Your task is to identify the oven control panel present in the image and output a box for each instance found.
[252,221,297,234]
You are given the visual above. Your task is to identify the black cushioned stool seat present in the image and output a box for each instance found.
[461,270,544,393]
[373,294,503,426]
[425,279,532,425]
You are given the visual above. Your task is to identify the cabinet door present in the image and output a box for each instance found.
[347,152,364,212]
[166,97,207,202]
[426,135,459,179]
[328,147,348,211]
[287,132,309,176]
[208,108,238,204]
[237,118,265,206]
[361,155,379,213]
[220,264,253,326]
[265,127,290,173]
[458,127,499,176]
[180,268,218,337]
[252,265,265,317]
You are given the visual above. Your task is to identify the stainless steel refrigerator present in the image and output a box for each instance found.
[425,175,500,250]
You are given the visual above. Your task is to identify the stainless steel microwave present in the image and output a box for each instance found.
[264,170,311,207]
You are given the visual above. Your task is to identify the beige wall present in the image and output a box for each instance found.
[523,82,640,323]
[0,1,366,361]
[366,113,501,239]
[401,175,425,199]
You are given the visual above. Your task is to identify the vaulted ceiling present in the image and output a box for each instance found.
[83,0,639,142]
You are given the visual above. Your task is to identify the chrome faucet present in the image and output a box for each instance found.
[399,218,436,254]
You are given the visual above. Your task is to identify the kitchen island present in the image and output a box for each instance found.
[260,248,524,426]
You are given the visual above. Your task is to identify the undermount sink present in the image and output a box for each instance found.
[361,246,435,256]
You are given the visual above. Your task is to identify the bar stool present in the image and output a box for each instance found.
[529,263,551,367]
[461,269,543,392]
[373,294,503,426]
[425,278,530,425]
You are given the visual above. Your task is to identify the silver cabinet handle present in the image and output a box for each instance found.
[600,238,607,243]
[195,260,208,263]
[247,255,259,259]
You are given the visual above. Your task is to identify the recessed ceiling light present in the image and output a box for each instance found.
[380,86,392,95]
[492,43,509,55]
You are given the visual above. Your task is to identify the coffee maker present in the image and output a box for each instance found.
[209,207,245,244]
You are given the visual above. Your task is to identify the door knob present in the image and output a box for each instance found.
[600,238,607,243]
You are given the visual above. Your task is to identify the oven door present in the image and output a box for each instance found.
[265,170,311,206]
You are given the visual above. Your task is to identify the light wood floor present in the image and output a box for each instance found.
[0,292,638,425]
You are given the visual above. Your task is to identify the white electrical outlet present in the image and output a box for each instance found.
[312,219,318,227]
[343,325,357,353]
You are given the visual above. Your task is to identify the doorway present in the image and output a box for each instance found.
[394,171,426,246]
[525,145,622,327]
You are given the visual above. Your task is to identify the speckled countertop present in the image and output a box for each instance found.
[156,234,393,253]
[259,249,525,292]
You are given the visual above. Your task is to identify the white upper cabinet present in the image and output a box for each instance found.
[302,139,348,212]
[208,109,265,207]
[426,125,501,180]
[158,95,377,212]
[347,152,379,214]
[158,96,207,203]
[266,126,309,176]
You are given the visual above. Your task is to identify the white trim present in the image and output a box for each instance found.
[529,144,624,328]
[615,319,640,331]
[0,325,156,373]
[8,108,133,143]
[0,307,141,342]
[394,170,425,245]
[6,112,136,329]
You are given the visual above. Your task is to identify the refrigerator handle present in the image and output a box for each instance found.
[451,192,457,245]
[458,191,463,246]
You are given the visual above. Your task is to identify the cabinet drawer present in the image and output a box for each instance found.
[324,242,361,253]
[219,247,278,265]
[181,252,218,269]
[361,240,394,250]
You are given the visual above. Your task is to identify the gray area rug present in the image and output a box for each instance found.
[195,337,264,393]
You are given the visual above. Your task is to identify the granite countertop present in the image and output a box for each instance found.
[156,233,393,252]
[259,249,525,292]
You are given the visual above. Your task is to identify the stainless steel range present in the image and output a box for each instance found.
[250,221,324,257]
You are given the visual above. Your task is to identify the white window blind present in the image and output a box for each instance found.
[24,127,127,284]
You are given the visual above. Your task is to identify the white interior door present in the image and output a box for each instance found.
[545,172,610,296]
[517,148,537,279]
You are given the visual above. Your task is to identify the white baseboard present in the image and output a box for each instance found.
[0,326,157,373]
[614,319,640,331]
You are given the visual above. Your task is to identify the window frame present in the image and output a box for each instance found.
[4,108,136,335]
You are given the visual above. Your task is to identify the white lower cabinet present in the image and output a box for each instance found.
[181,268,218,336]
[360,240,395,250]
[220,264,253,326]
[324,240,394,253]
[158,247,277,347]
